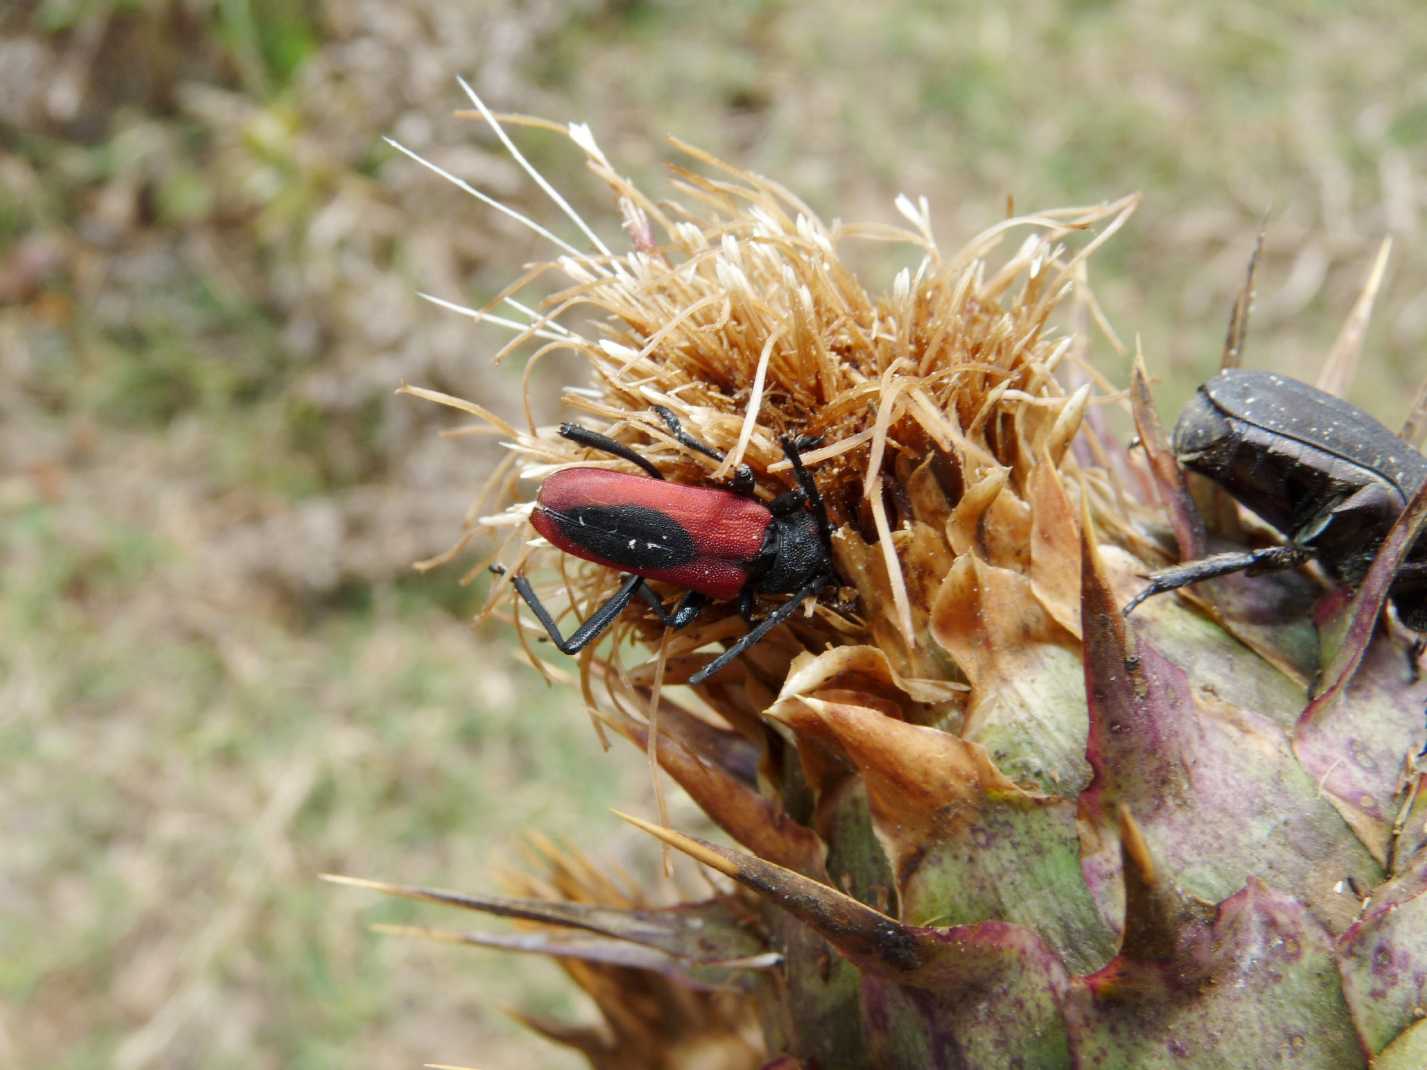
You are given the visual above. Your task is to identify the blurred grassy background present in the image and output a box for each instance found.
[4,1,1425,1067]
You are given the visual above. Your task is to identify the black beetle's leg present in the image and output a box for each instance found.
[780,435,833,547]
[1389,562,1427,586]
[1123,544,1310,617]
[667,590,709,629]
[1419,695,1427,759]
[635,581,669,620]
[689,573,832,685]
[1385,563,1427,683]
[651,405,755,493]
[559,423,663,480]
[636,585,708,630]
[728,466,757,496]
[1406,635,1427,687]
[737,587,757,624]
[501,568,646,654]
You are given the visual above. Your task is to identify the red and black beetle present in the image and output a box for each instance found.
[495,406,839,684]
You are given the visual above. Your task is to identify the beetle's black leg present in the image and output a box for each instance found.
[651,405,755,493]
[503,568,646,654]
[1387,563,1427,596]
[1406,635,1427,686]
[559,423,664,480]
[1123,544,1311,617]
[635,581,669,620]
[1385,564,1427,683]
[689,573,832,685]
[636,585,708,630]
[737,587,757,624]
[729,466,757,496]
[780,435,833,547]
[667,590,709,629]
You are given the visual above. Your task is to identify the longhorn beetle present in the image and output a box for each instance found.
[1124,369,1427,644]
[494,407,839,685]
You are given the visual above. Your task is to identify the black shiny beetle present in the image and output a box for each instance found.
[1124,369,1427,631]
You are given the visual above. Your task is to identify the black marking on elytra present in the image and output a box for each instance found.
[543,504,697,570]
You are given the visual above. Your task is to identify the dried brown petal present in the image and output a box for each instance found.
[931,554,1089,793]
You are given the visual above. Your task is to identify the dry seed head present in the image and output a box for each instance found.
[403,106,1142,703]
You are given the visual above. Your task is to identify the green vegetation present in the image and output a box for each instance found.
[4,1,1425,1066]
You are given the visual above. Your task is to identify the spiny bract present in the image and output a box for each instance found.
[355,84,1427,1069]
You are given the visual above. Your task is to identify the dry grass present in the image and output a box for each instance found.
[4,1,1426,1067]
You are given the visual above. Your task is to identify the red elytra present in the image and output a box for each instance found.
[531,467,773,602]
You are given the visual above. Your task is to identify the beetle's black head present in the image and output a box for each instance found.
[1171,382,1237,475]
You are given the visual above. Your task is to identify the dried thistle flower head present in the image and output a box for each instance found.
[403,86,1141,717]
[362,82,1427,1070]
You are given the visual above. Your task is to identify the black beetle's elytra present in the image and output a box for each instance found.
[1126,368,1427,634]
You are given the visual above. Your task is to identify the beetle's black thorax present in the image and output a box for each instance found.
[749,510,826,595]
